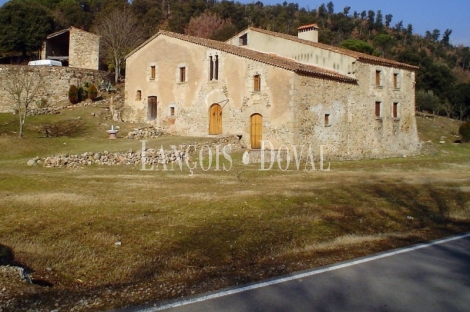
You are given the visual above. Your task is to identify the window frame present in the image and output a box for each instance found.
[254,74,261,91]
[375,101,382,118]
[180,67,186,83]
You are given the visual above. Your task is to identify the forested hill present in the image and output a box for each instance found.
[0,0,469,119]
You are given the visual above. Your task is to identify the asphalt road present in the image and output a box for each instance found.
[123,233,470,312]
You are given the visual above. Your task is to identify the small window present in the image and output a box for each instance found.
[254,75,261,91]
[393,73,400,89]
[179,67,186,83]
[239,33,248,45]
[151,66,156,79]
[324,114,330,126]
[214,55,219,80]
[170,106,175,116]
[209,56,213,80]
[393,102,398,118]
[375,70,381,86]
[135,90,141,101]
[209,55,219,81]
[375,101,381,117]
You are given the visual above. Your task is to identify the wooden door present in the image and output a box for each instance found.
[209,104,222,134]
[251,113,262,149]
[148,96,157,121]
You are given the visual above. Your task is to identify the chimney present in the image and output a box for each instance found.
[297,24,319,43]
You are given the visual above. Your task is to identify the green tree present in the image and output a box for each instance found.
[0,0,55,57]
[373,34,394,57]
[340,39,375,55]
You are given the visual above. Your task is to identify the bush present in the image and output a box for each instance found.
[459,121,470,142]
[78,86,88,102]
[68,85,79,104]
[88,83,98,101]
[42,119,86,137]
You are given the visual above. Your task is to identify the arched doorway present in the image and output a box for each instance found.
[250,113,262,149]
[209,104,222,134]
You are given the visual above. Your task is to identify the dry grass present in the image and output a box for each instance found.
[0,110,470,311]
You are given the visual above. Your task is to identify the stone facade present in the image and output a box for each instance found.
[41,27,100,70]
[0,65,112,112]
[124,28,420,159]
[69,28,100,70]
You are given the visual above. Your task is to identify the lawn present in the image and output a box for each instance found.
[0,108,469,311]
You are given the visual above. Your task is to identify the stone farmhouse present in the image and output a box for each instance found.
[40,27,100,70]
[124,25,420,159]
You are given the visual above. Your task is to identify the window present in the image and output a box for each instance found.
[170,106,175,116]
[209,56,213,80]
[375,70,382,86]
[135,90,141,101]
[393,72,401,89]
[393,102,398,118]
[179,67,186,83]
[150,66,156,79]
[239,33,248,45]
[375,101,381,117]
[214,55,219,80]
[324,114,330,126]
[209,55,219,81]
[254,75,261,91]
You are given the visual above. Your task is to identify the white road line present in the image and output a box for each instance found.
[139,232,470,312]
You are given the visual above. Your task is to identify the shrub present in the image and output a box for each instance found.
[68,85,79,104]
[459,121,470,142]
[88,83,98,101]
[78,86,88,102]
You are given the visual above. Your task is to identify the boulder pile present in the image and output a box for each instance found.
[27,135,245,168]
[127,126,164,139]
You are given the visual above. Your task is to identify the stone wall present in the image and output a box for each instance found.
[293,61,420,159]
[69,27,100,70]
[0,65,112,113]
[125,35,295,149]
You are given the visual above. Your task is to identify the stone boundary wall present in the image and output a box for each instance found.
[0,65,112,113]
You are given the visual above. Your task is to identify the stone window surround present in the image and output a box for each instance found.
[177,63,188,84]
[148,62,157,81]
[169,105,176,117]
[392,102,400,120]
[375,100,383,120]
[393,71,401,90]
[324,113,332,127]
[208,53,219,81]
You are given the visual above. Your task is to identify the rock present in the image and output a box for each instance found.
[27,159,37,166]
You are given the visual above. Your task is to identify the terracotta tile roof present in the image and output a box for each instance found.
[248,27,418,70]
[298,24,319,30]
[127,30,357,83]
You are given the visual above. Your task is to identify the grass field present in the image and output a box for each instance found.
[1,107,469,311]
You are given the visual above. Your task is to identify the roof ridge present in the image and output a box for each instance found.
[248,27,418,70]
[127,30,357,83]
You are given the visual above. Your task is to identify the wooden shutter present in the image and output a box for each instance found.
[375,101,381,117]
[180,67,186,82]
[151,66,155,79]
[393,103,398,118]
[254,75,260,91]
[375,70,381,86]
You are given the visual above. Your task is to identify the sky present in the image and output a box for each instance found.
[0,0,468,46]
